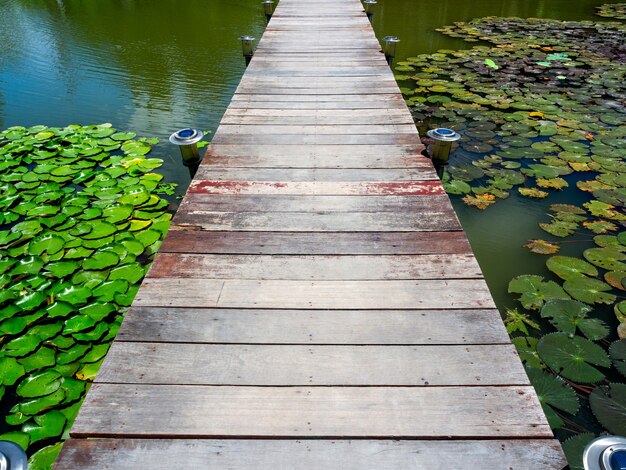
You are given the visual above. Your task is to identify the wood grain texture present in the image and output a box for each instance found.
[71,384,552,438]
[116,308,509,344]
[159,231,472,255]
[147,253,483,280]
[133,279,497,309]
[96,343,528,386]
[54,439,567,470]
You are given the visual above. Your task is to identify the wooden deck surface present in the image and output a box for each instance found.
[54,0,566,468]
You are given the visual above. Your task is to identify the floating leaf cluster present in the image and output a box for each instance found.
[396,7,626,468]
[0,124,173,465]
[596,2,626,20]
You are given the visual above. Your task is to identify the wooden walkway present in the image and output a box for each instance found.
[55,0,566,468]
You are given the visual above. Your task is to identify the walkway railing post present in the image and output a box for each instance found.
[240,36,256,66]
[426,128,461,178]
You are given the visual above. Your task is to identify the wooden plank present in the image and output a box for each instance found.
[116,307,509,345]
[192,168,431,182]
[210,133,417,144]
[147,253,482,280]
[159,231,472,255]
[171,210,460,232]
[204,143,425,158]
[230,93,404,102]
[215,124,419,135]
[96,343,528,386]
[203,153,427,169]
[177,194,455,213]
[186,180,443,196]
[71,384,552,438]
[54,438,567,470]
[133,279,496,309]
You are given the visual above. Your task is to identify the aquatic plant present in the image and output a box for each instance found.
[596,2,626,20]
[397,7,626,469]
[0,124,172,467]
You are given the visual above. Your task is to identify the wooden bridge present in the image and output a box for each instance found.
[55,0,567,467]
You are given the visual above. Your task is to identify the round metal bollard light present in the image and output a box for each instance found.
[426,128,461,178]
[240,35,256,66]
[170,128,204,177]
[263,0,274,21]
[363,0,377,22]
[583,436,626,470]
[382,35,400,66]
[0,441,28,470]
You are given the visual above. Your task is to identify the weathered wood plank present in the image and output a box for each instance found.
[203,153,427,169]
[133,279,496,309]
[215,124,419,135]
[171,210,460,232]
[204,143,425,158]
[159,231,472,255]
[192,168,431,182]
[147,253,482,280]
[210,133,417,144]
[71,385,552,438]
[116,307,508,344]
[178,194,454,213]
[96,343,528,386]
[187,180,443,196]
[54,438,567,470]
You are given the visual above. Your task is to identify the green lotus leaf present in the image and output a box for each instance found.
[14,291,47,311]
[56,343,90,365]
[584,247,626,271]
[77,343,109,366]
[92,279,129,302]
[45,301,76,318]
[590,383,626,435]
[82,251,119,270]
[27,442,63,469]
[115,284,139,307]
[526,366,579,429]
[604,271,626,291]
[562,433,596,470]
[81,221,117,240]
[63,314,98,334]
[546,256,598,280]
[610,340,626,378]
[508,274,569,310]
[78,207,103,221]
[11,388,64,416]
[537,333,610,383]
[563,276,616,305]
[22,410,67,444]
[8,256,45,277]
[45,260,80,278]
[108,262,145,284]
[10,220,42,238]
[121,140,151,156]
[29,323,63,341]
[64,246,94,259]
[134,229,161,248]
[118,185,150,206]
[0,356,26,386]
[511,336,544,369]
[519,187,549,199]
[79,302,116,321]
[17,347,56,373]
[3,334,41,357]
[110,131,137,141]
[76,357,105,381]
[523,239,560,255]
[55,285,92,305]
[0,316,26,335]
[73,321,110,342]
[0,432,30,451]
[541,299,609,340]
[102,204,134,223]
[16,370,63,398]
[448,164,486,181]
[443,178,471,194]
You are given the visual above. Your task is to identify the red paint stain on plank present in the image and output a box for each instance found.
[189,180,444,195]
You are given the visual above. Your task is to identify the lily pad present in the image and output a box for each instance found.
[584,247,626,271]
[508,274,569,310]
[537,332,610,383]
[610,340,626,378]
[563,276,616,305]
[546,256,598,280]
[22,410,67,444]
[526,366,579,429]
[16,370,63,398]
[541,299,609,340]
[523,239,560,255]
[589,383,626,435]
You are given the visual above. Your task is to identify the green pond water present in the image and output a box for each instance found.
[1,0,621,313]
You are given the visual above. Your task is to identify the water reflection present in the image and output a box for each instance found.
[0,0,266,188]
